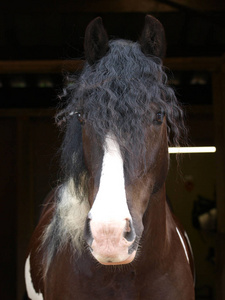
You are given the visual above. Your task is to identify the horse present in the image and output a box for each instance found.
[25,15,195,299]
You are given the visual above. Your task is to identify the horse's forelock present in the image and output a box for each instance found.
[58,39,187,179]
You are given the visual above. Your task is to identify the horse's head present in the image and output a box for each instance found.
[58,16,186,265]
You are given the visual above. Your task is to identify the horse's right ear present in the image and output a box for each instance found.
[84,17,109,65]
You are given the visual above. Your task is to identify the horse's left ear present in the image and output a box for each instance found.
[84,17,109,65]
[140,15,166,59]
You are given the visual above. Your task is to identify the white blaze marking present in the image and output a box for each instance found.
[25,254,43,300]
[89,135,131,222]
[176,227,190,264]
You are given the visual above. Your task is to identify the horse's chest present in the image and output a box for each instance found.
[44,250,193,300]
[46,253,141,299]
[73,266,140,299]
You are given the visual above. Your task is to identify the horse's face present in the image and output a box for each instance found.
[79,16,169,265]
[82,111,169,265]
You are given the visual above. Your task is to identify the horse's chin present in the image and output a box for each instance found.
[94,251,136,266]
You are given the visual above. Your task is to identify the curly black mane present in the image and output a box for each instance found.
[57,39,187,192]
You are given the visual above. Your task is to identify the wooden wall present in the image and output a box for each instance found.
[0,117,17,299]
[0,110,61,300]
[212,70,225,300]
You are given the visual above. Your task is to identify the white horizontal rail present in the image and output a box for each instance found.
[168,146,216,154]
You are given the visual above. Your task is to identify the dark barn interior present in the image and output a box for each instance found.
[0,1,225,299]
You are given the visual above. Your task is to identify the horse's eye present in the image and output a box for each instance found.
[76,112,85,125]
[154,112,164,124]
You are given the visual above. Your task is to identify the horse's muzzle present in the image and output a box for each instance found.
[84,214,137,265]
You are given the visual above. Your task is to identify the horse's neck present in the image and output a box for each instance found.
[142,184,170,258]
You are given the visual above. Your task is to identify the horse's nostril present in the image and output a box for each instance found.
[84,216,93,247]
[124,219,136,242]
[125,219,131,232]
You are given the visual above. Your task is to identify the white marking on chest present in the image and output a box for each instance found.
[176,227,190,264]
[25,254,44,300]
[89,135,131,222]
